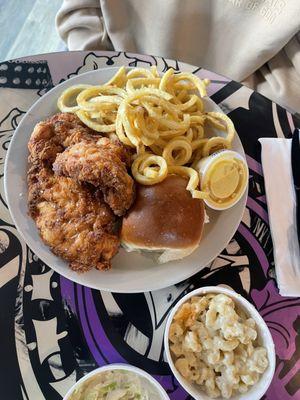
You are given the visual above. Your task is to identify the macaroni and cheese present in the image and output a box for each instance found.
[169,294,268,399]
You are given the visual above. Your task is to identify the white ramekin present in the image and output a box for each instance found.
[196,150,249,211]
[164,286,276,400]
[63,363,170,400]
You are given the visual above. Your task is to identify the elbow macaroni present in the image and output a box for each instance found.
[169,294,268,399]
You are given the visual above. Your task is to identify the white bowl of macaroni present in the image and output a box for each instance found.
[164,286,275,400]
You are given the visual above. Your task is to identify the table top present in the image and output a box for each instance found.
[0,50,299,400]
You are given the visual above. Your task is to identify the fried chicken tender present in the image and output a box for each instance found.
[28,113,132,167]
[93,136,132,168]
[53,141,135,216]
[27,112,134,272]
[28,165,119,271]
[28,113,100,165]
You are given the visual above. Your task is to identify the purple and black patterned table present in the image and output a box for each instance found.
[0,51,299,400]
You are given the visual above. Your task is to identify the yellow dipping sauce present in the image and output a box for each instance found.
[198,150,248,210]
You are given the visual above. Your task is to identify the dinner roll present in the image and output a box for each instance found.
[121,175,205,263]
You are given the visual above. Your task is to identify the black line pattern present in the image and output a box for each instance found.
[0,60,53,90]
[0,51,299,400]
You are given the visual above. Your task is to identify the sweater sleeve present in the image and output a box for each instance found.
[242,33,300,114]
[55,0,113,51]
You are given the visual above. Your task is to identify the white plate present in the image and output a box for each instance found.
[4,67,247,293]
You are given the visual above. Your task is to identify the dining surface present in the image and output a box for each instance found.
[0,0,64,61]
[0,50,299,400]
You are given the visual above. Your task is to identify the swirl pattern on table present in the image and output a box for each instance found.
[0,51,299,400]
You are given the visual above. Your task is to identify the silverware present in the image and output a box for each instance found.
[291,128,300,248]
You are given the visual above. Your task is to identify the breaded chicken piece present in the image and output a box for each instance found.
[28,165,119,271]
[28,112,132,166]
[27,112,134,271]
[28,113,100,165]
[93,136,132,168]
[53,141,135,216]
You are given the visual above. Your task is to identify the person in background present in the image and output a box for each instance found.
[56,0,300,113]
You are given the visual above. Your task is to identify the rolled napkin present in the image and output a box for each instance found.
[259,137,300,297]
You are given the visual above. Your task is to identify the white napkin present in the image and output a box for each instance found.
[259,138,300,297]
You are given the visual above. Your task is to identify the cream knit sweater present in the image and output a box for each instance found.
[56,0,300,112]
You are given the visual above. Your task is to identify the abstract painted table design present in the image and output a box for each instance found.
[0,51,299,400]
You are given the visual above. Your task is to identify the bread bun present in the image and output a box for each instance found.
[121,174,205,263]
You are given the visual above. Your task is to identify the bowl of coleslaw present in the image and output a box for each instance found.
[63,363,169,400]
